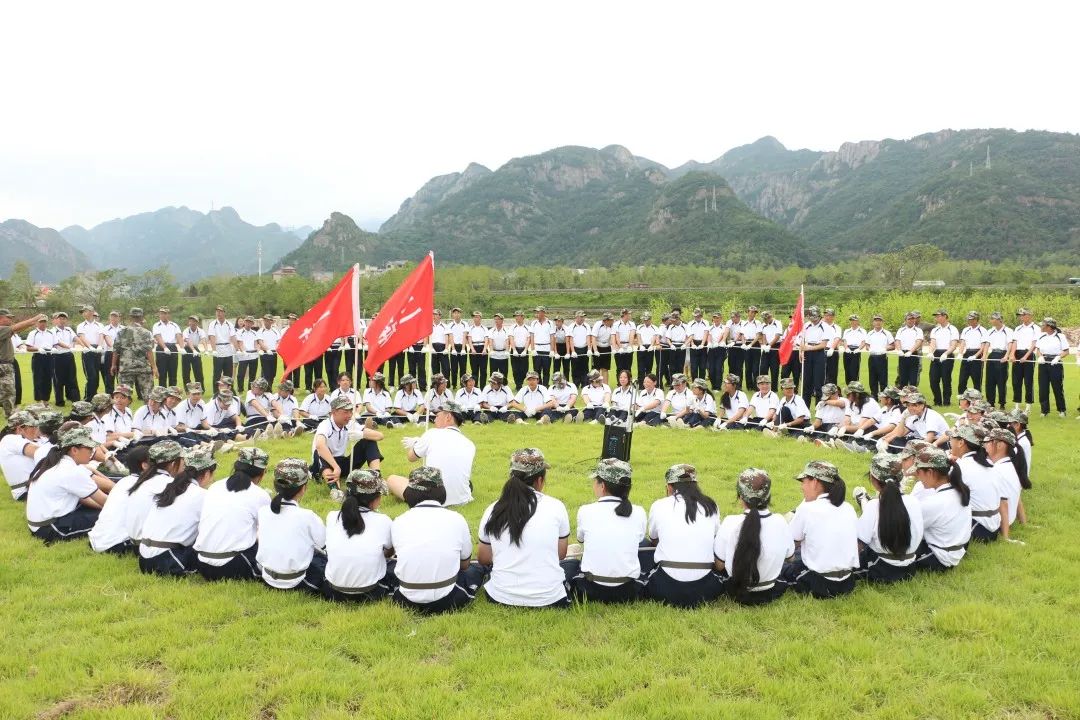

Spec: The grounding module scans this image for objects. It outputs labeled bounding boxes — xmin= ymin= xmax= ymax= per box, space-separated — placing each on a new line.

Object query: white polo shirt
xmin=707 ymin=323 xmax=727 ymax=346
xmin=394 ymin=389 xmax=424 ymax=412
xmin=411 ymin=427 xmax=475 ymax=506
xmin=468 ymin=323 xmax=488 ymax=345
xmin=1 ymin=434 xmax=38 ymax=500
xmin=614 ymin=320 xmax=637 ymax=344
xmin=208 ymin=399 xmax=241 ymax=426
xmin=576 ymin=497 xmax=647 ymax=585
xmin=479 ymin=490 xmax=571 ymax=606
xmin=788 ymin=495 xmax=859 ymax=577
xmin=530 ymin=319 xmax=554 ymax=349
xmin=569 ymin=322 xmax=591 ymax=348
xmin=636 ymin=387 xmax=663 ymax=412
xmin=125 ymin=471 xmax=172 ymax=541
xmin=993 ymin=458 xmax=1022 ymax=526
xmin=77 ymin=320 xmax=105 ymax=348
xmin=865 ymin=328 xmax=894 ymax=354
xmin=138 ymin=483 xmax=206 ymax=558
xmin=958 ymin=454 xmax=1006 ymax=533
xmin=549 ymin=382 xmax=577 ymax=408
xmin=665 ymin=388 xmax=692 ymax=413
xmin=256 ymin=326 xmax=281 ymax=352
xmin=104 ymin=407 xmax=134 ymax=435
xmin=207 ymin=319 xmax=236 ymax=357
xmin=815 ymin=399 xmax=848 ymax=426
xmin=959 ymin=325 xmax=988 ymax=351
xmin=133 ymin=405 xmax=170 ymax=434
xmin=917 ymin=484 xmax=971 ymax=567
xmin=1035 ymin=331 xmax=1069 ymax=357
xmin=689 ymin=391 xmax=717 ymax=417
xmin=429 ymin=322 xmax=449 ymax=345
xmin=748 ymin=391 xmax=779 ymax=420
xmin=514 ymin=386 xmax=551 ymax=414
xmin=841 ymin=327 xmax=867 ymax=349
xmin=324 ymin=509 xmax=393 ymax=591
xmin=487 ymin=327 xmax=510 ymax=358
xmin=481 ymin=386 xmax=511 ymax=409
xmin=637 ymin=323 xmax=659 ymax=347
xmin=905 ymin=407 xmax=949 ymax=439
xmin=359 ymin=389 xmax=390 ymax=416
xmin=26 ymin=328 xmax=56 ymax=352
xmin=986 ymin=326 xmax=1013 ymax=352
xmin=455 ymin=387 xmax=483 ymax=411
xmin=848 ymin=398 xmax=881 ymax=424
xmin=88 ymin=474 xmax=138 ymax=551
xmin=175 ymin=399 xmax=207 ymax=429
xmin=647 ymin=494 xmax=719 ymax=582
xmin=714 ymin=511 xmax=794 ymax=587
xmin=153 ymin=321 xmax=182 ymax=345
xmin=392 ymin=501 xmax=473 ymax=603
xmin=856 ymin=494 xmax=924 ymax=566
xmin=1012 ymin=322 xmax=1038 ymax=354
xmin=895 ymin=325 xmax=922 ymax=352
xmin=329 ymin=387 xmax=360 ymax=407
xmin=26 ymin=457 xmax=100 ymax=530
xmin=195 ymin=479 xmax=272 ymax=564
xmin=256 ymin=502 xmax=326 ymax=588
xmin=183 ymin=326 xmax=207 ymax=351
xmin=313 ymin=418 xmax=352 ymax=457
xmin=51 ymin=327 xmax=76 ymax=353
xmin=929 ymin=323 xmax=959 ymax=351
xmin=611 ymin=386 xmax=635 ymax=411
xmin=779 ymin=394 xmax=811 ymax=421
xmin=581 ymin=384 xmax=610 ymax=408
xmin=273 ymin=394 xmax=298 ymax=421
xmin=510 ymin=323 xmax=531 ymax=350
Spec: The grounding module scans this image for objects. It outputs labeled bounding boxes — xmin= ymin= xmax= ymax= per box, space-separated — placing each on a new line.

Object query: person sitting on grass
xmin=507 ymin=371 xmax=553 ymax=424
xmin=852 ymin=453 xmax=924 ymax=583
xmin=633 ymin=373 xmax=664 ymax=427
xmin=194 ymin=447 xmax=271 ymax=581
xmin=323 ymin=469 xmax=396 ymax=603
xmin=561 ymin=458 xmax=647 ymax=604
xmin=125 ymin=440 xmax=185 ymax=547
xmin=391 ymin=466 xmax=487 ymax=614
xmin=138 ymin=446 xmax=215 ymax=576
xmin=948 ymin=425 xmax=1010 ymax=543
xmin=25 ymin=426 xmax=110 ymax=543
xmin=478 ymin=448 xmax=571 ymax=609
xmin=684 ymin=378 xmax=717 ymax=429
xmin=781 ymin=460 xmax=859 ymax=598
xmin=983 ymin=428 xmax=1026 ymax=529
xmin=1 ymin=410 xmax=42 ymax=502
xmin=714 ymin=468 xmax=794 ymax=606
xmin=87 ymin=445 xmax=151 ymax=555
xmin=310 ymin=396 xmax=384 ymax=503
xmin=390 ymin=375 xmax=426 ymax=426
xmin=642 ymin=463 xmax=723 ymax=608
xmin=911 ymin=447 xmax=972 ymax=572
xmin=256 ymin=458 xmax=327 ymax=594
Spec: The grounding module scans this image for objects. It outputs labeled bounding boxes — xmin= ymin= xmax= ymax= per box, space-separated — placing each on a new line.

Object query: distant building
xmin=272 ymin=266 xmax=298 ymax=283
xmin=312 ymin=271 xmax=334 ymax=283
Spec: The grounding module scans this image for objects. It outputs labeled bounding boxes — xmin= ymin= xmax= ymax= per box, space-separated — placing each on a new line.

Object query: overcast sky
xmin=2 ymin=1 xmax=1077 ymax=232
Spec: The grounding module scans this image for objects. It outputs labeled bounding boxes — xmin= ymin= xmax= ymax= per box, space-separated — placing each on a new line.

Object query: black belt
xmin=327 ymin=580 xmax=381 ymax=595
xmin=657 ymin=560 xmax=714 ymax=570
xmin=879 ymin=551 xmax=915 ymax=562
xmin=817 ymin=568 xmax=854 ymax=579
xmin=397 ymin=574 xmax=457 ymax=590
xmin=472 ymin=343 xmax=485 ymax=348
xmin=264 ymin=567 xmax=307 ymax=581
xmin=1043 ymin=355 xmax=1057 ymax=361
xmin=848 ymin=346 xmax=860 ymax=351
xmin=198 ymin=549 xmax=241 ymax=560
xmin=10 ymin=480 xmax=29 ymax=490
xmin=141 ymin=539 xmax=185 ymax=550
xmin=584 ymin=571 xmax=638 ymax=584
xmin=972 ymin=509 xmax=999 ymax=518
xmin=929 ymin=542 xmax=966 ymax=552
xmin=989 ymin=350 xmax=1006 ymax=356
xmin=669 ymin=342 xmax=683 ymax=348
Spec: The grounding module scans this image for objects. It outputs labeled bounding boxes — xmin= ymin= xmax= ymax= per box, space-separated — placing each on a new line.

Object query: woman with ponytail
xmin=949 ymin=425 xmax=1010 ymax=542
xmin=561 ymin=458 xmax=647 ymax=604
xmin=25 ymin=426 xmax=108 ymax=543
xmin=477 ymin=448 xmax=571 ymax=608
xmin=124 ymin=440 xmax=185 ymax=546
xmin=256 ymin=458 xmax=327 ymax=593
xmin=714 ymin=468 xmax=794 ymax=605
xmin=782 ymin=460 xmax=859 ymax=598
xmin=88 ymin=445 xmax=151 ymax=554
xmin=984 ymin=428 xmax=1027 ymax=529
xmin=912 ymin=446 xmax=973 ymax=571
xmin=643 ymin=463 xmax=723 ymax=607
xmin=138 ymin=446 xmax=215 ymax=575
xmin=852 ymin=454 xmax=924 ymax=583
xmin=323 ymin=469 xmax=395 ymax=603
xmin=194 ymin=447 xmax=271 ymax=581
xmin=1008 ymin=409 xmax=1033 ymax=479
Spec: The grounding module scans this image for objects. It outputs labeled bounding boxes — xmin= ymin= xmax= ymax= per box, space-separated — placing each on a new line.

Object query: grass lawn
xmin=2 ymin=359 xmax=1079 ymax=719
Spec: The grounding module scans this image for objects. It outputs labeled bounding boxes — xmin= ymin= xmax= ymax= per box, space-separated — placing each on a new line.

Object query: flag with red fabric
xmin=778 ymin=285 xmax=804 ymax=366
xmin=363 ymin=253 xmax=435 ymax=376
xmin=278 ymin=264 xmax=361 ymax=380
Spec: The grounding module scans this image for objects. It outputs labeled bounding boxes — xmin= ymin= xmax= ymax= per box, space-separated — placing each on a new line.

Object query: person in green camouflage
xmin=0 ymin=309 xmax=49 ymax=422
xmin=110 ymin=308 xmax=157 ymax=401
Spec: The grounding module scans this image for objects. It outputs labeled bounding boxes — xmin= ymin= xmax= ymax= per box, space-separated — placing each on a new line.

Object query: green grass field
xmin=2 ymin=358 xmax=1079 ymax=719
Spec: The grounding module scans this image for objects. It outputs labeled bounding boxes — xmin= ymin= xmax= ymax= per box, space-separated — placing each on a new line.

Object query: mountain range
xmin=0 ymin=220 xmax=94 ymax=282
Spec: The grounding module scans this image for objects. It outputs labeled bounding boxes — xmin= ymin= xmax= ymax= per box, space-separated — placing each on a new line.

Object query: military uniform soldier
xmin=0 ymin=310 xmax=47 ymax=420
xmin=111 ymin=307 xmax=158 ymax=401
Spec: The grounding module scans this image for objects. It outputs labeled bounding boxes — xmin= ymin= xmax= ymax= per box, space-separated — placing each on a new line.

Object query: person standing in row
xmin=180 ymin=315 xmax=206 ymax=388
xmin=0 ymin=310 xmax=47 ymax=420
xmin=428 ymin=309 xmax=449 ymax=381
xmin=567 ymin=311 xmax=591 ymax=389
xmin=528 ymin=306 xmax=553 ymax=387
xmin=957 ymin=311 xmax=988 ymax=395
xmin=551 ymin=315 xmax=570 ymax=381
xmin=508 ymin=310 xmax=531 ymax=389
xmin=446 ymin=307 xmax=469 ymax=387
xmin=781 ymin=311 xmax=802 ymax=390
xmin=613 ymin=308 xmax=636 ymax=380
xmin=759 ymin=311 xmax=783 ymax=389
xmin=1035 ymin=317 xmax=1069 ymax=418
xmin=743 ymin=306 xmax=764 ymax=392
xmin=1011 ymin=307 xmax=1037 ymax=411
xmin=256 ymin=314 xmax=281 ymax=385
xmin=820 ymin=309 xmax=841 ymax=386
xmin=686 ymin=308 xmax=708 ymax=381
xmin=840 ymin=314 xmax=865 ymax=387
xmin=705 ymin=312 xmax=728 ymax=390
xmin=984 ymin=312 xmax=1013 ymax=409
xmin=863 ymin=314 xmax=893 ymax=397
xmin=894 ymin=312 xmax=923 ymax=388
xmin=25 ymin=315 xmax=55 ymax=403
xmin=486 ymin=313 xmax=509 ymax=384
xmin=800 ymin=306 xmax=828 ymax=407
xmin=234 ymin=316 xmax=259 ymax=392
xmin=152 ymin=307 xmax=182 ymax=388
xmin=111 ymin=308 xmax=157 ymax=401
xmin=927 ymin=309 xmax=959 ymax=407
xmin=207 ymin=306 xmax=236 ymax=384
xmin=635 ymin=312 xmax=659 ymax=385
xmin=323 ymin=334 xmax=344 ymax=386
xmin=49 ymin=312 xmax=79 ymax=407
xmin=591 ymin=312 xmax=616 ymax=386
xmin=467 ymin=311 xmax=489 ymax=388
xmin=101 ymin=311 xmax=122 ymax=396
xmin=76 ymin=305 xmax=108 ymax=401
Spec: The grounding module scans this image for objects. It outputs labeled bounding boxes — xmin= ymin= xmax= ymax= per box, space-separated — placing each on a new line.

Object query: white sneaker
xmin=589 ymin=419 xmax=599 ymax=425
xmin=563 ymin=413 xmax=573 ymax=424
xmin=538 ymin=415 xmax=550 ymax=425
xmin=634 ymin=421 xmax=647 ymax=428
xmin=1060 ymin=412 xmax=1067 ymax=418
xmin=762 ymin=428 xmax=779 ymax=439
xmin=219 ymin=441 xmax=235 ymax=453
xmin=796 ymin=435 xmax=808 ymax=444
xmin=675 ymin=419 xmax=687 ymax=428
xmin=666 ymin=417 xmax=677 ymax=428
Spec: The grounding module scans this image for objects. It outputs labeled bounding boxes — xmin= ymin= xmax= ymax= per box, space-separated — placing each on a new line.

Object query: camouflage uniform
xmin=0 ymin=313 xmax=16 ymax=418
xmin=114 ymin=310 xmax=156 ymax=401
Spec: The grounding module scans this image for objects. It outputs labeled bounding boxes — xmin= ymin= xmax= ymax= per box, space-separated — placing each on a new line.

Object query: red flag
xmin=278 ymin=264 xmax=361 ymax=380
xmin=363 ymin=253 xmax=435 ymax=375
xmin=778 ymin=285 xmax=804 ymax=366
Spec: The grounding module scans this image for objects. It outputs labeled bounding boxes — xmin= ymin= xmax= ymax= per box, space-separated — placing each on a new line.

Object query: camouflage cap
xmin=441 ymin=400 xmax=464 ymax=419
xmin=461 ymin=373 xmax=475 ymax=384
xmin=965 ymin=311 xmax=980 ymax=321
xmin=588 ymin=369 xmax=602 ymax=382
xmin=514 ymin=309 xmax=525 ymax=317
xmin=251 ymin=377 xmax=269 ymax=390
xmin=58 ymin=426 xmax=100 ymax=449
xmin=878 ymin=386 xmax=901 ymax=400
xmin=820 ymin=383 xmax=840 ymax=397
xmin=37 ymin=411 xmax=64 ymax=434
xmin=493 ymin=313 xmax=504 ymax=320
xmin=911 ymin=310 xmax=923 ymax=318
xmin=183 ymin=446 xmax=217 ymax=473
xmin=933 ymin=308 xmax=949 ymax=317
xmin=149 ymin=440 xmax=184 ymax=463
xmin=711 ymin=311 xmax=722 ymax=318
xmin=906 ymin=392 xmax=927 ymax=405
xmin=722 ymin=373 xmax=738 ymax=386
xmin=490 ymin=371 xmax=505 ymax=383
xmin=913 ymin=446 xmax=949 ymax=472
xmin=347 ymin=468 xmax=388 ymax=495
xmin=976 ymin=417 xmax=998 ymax=434
xmin=844 ymin=381 xmax=867 ymax=395
xmin=510 ymin=447 xmax=550 ymax=475
xmin=959 ymin=389 xmax=983 ymax=402
xmin=969 ymin=400 xmax=992 ymax=414
xmin=575 ymin=311 xmax=586 ymax=318
xmin=278 ymin=380 xmax=294 ymax=392
xmin=1009 ymin=409 xmax=1029 ymax=425
xmin=525 ymin=370 xmax=539 ymax=379
xmin=807 ymin=305 xmax=821 ymax=318
xmin=692 ymin=378 xmax=709 ymax=391
xmin=693 ymin=307 xmax=703 ymax=316
xmin=216 ymin=376 xmax=234 ymax=386
xmin=186 ymin=382 xmax=204 ymax=394
xmin=148 ymin=386 xmax=167 ymax=403
xmin=763 ymin=310 xmax=774 ymax=318
xmin=551 ymin=371 xmax=566 ymax=386
xmin=430 ymin=373 xmax=447 ymax=385
xmin=129 ymin=307 xmax=144 ymax=317
xmin=602 ymin=312 xmax=614 ymax=321
xmin=24 ymin=403 xmax=49 ymax=418
xmin=796 ymin=460 xmax=841 ymax=484
xmin=164 ymin=386 xmax=183 ymax=399
xmin=898 ymin=439 xmax=933 ymax=460
xmin=1016 ymin=307 xmax=1032 ymax=316
xmin=869 ymin=453 xmax=903 ymax=484
xmin=736 ymin=468 xmax=771 ymax=504
xmin=370 ymin=372 xmax=385 ymax=383
xmin=407 ymin=465 xmax=444 ymax=490
xmin=988 ymin=410 xmax=1011 ymax=427
xmin=262 ymin=313 xmax=273 ymax=321
xmin=52 ymin=311 xmax=69 ymax=319
xmin=473 ymin=310 xmax=483 ymax=317
xmin=7 ymin=410 xmax=38 ymax=427
xmin=756 ymin=375 xmax=771 ymax=385
xmin=400 ymin=374 xmax=416 ymax=385
xmin=986 ymin=427 xmax=1016 ymax=447
xmin=590 ymin=458 xmax=632 ymax=486
xmin=951 ymin=423 xmax=986 ymax=446
xmin=69 ymin=401 xmax=94 ymax=419
xmin=0 ymin=308 xmax=13 ymax=318
xmin=1041 ymin=316 xmax=1057 ymax=329
xmin=640 ymin=311 xmax=652 ymax=320
xmin=237 ymin=446 xmax=270 ymax=470
xmin=621 ymin=308 xmax=631 ymax=315
xmin=273 ymin=457 xmax=311 ymax=491
xmin=665 ymin=463 xmax=698 ymax=484
xmin=990 ymin=311 xmax=1004 ymax=321
xmin=779 ymin=378 xmax=796 ymax=390
xmin=216 ymin=389 xmax=235 ymax=402
xmin=330 ymin=396 xmax=354 ymax=412
xmin=848 ymin=314 xmax=859 ymax=321
xmin=872 ymin=314 xmax=884 ymax=321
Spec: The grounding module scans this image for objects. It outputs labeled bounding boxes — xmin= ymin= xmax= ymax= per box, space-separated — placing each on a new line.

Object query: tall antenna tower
xmin=985 ymin=144 xmax=991 ymax=170
xmin=257 ymin=239 xmax=263 ymax=278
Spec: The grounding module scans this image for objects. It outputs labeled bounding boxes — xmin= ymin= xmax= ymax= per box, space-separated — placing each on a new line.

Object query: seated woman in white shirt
xmin=843 ymin=386 xmax=903 ymax=452
xmin=194 ymin=446 xmax=271 ymax=581
xmin=390 ymin=466 xmax=485 ymax=614
xmin=542 ymin=371 xmax=579 ymax=424
xmin=715 ymin=374 xmax=749 ymax=430
xmin=781 ymin=460 xmax=859 ymax=598
xmin=911 ymin=446 xmax=973 ymax=571
xmin=949 ymin=425 xmax=1010 ymax=543
xmin=390 ymin=375 xmax=427 ymax=426
xmin=803 ymin=383 xmax=847 ymax=445
xmin=25 ymin=426 xmax=109 ymax=543
xmin=323 ymin=469 xmax=396 ymax=603
xmin=852 ymin=453 xmax=924 ymax=583
xmin=297 ymin=378 xmax=333 ymax=432
xmin=662 ymin=374 xmax=692 ymax=427
xmin=256 ymin=458 xmax=327 ymax=594
xmin=243 ymin=377 xmax=274 ymax=433
xmin=424 ymin=373 xmax=453 ymax=413
xmin=268 ymin=380 xmax=300 ymax=438
xmin=138 ymin=446 xmax=216 ymax=576
xmin=206 ymin=389 xmax=247 ymax=441
xmin=478 ymin=448 xmax=571 ymax=608
xmin=124 ymin=440 xmax=186 ymax=546
xmin=1 ymin=410 xmax=42 ymax=502
xmin=742 ymin=375 xmax=779 ymax=431
xmin=329 ymin=372 xmax=361 ymax=411
xmin=561 ymin=458 xmax=646 ymax=604
xmin=359 ymin=373 xmax=394 ymax=426
xmin=633 ymin=373 xmax=664 ymax=427
xmin=580 ymin=370 xmax=611 ymax=424
xmin=983 ymin=427 xmax=1026 ymax=529
xmin=714 ymin=469 xmax=794 ymax=606
xmin=836 ymin=381 xmax=880 ymax=438
xmin=606 ymin=370 xmax=636 ymax=423
xmin=642 ymin=463 xmax=723 ymax=608
xmin=88 ymin=445 xmax=151 ymax=554
xmin=1008 ymin=410 xmax=1033 ymax=479
xmin=681 ymin=378 xmax=717 ymax=429
xmin=766 ymin=378 xmax=811 ymax=436
xmin=454 ymin=374 xmax=485 ymax=424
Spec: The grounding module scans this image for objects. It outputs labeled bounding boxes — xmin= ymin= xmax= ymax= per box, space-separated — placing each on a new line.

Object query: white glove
xmin=716 ymin=422 xmax=729 ymax=431
xmin=853 ymin=428 xmax=865 ymax=438
xmin=132 ymin=430 xmax=144 ymax=441
xmin=163 ymin=346 xmax=171 ymax=354
xmin=757 ymin=418 xmax=767 ymax=427
xmin=826 ymin=348 xmax=834 ymax=358
xmin=1050 ymin=356 xmax=1061 ymax=365
xmin=587 ymin=349 xmax=595 ymax=357
xmin=166 ymin=426 xmax=178 ymax=436
xmin=802 ymin=425 xmax=814 ymax=435
xmin=206 ymin=428 xmax=218 ymax=437
xmin=876 ymin=439 xmax=889 ymax=453
xmin=776 ymin=423 xmax=788 ymax=431
xmin=1036 ymin=356 xmax=1045 ymax=364
xmin=853 ymin=486 xmax=868 ymax=505
xmin=401 ymin=436 xmax=418 ymax=450
xmin=406 ymin=412 xmax=418 ymax=423
xmin=99 ymin=346 xmax=107 ymax=356
xmin=557 ymin=405 xmax=568 ymax=412
xmin=827 ymin=426 xmax=841 ymax=437
xmin=571 ymin=352 xmax=578 ymax=358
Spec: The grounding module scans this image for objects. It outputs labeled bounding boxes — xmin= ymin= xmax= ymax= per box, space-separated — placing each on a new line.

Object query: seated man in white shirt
xmin=454 ymin=374 xmax=485 ymax=424
xmin=542 ymin=372 xmax=579 ymax=424
xmin=390 ymin=401 xmax=476 ymax=506
xmin=764 ymin=378 xmax=811 ymax=437
xmin=508 ymin=371 xmax=554 ymax=424
xmin=311 ymin=396 xmax=385 ymax=502
xmin=882 ymin=392 xmax=949 ymax=453
xmin=479 ymin=372 xmax=514 ymax=424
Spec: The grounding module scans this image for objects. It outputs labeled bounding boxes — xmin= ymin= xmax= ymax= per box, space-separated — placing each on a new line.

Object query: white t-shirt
xmin=788 ymin=495 xmax=859 ymax=576
xmin=721 ymin=390 xmax=750 ymax=421
xmin=713 ymin=511 xmax=794 ymax=587
xmin=411 ymin=427 xmax=475 ymax=506
xmin=133 ymin=405 xmax=170 ymax=434
xmin=514 ymin=385 xmax=551 ymax=414
xmin=856 ymin=494 xmax=924 ymax=565
xmin=748 ymin=391 xmax=779 ymax=420
xmin=174 ymin=399 xmax=207 ymax=429
xmin=394 ymin=389 xmax=424 ymax=412
xmin=1 ymin=434 xmax=38 ymax=500
xmin=104 ymin=408 xmax=134 ymax=435
xmin=361 ymin=389 xmax=392 ymax=416
xmin=25 ymin=456 xmax=97 ymax=529
xmin=301 ymin=393 xmax=332 ymax=419
xmin=865 ymin=328 xmax=894 ymax=354
xmin=917 ymin=484 xmax=972 ymax=567
xmin=125 ymin=471 xmax=172 ymax=541
xmin=481 ymin=386 xmax=511 ymax=409
xmin=993 ymin=458 xmax=1023 ymax=526
xmin=455 ymin=387 xmax=483 ymax=411
xmin=208 ymin=399 xmax=241 ymax=427
xmin=548 ymin=383 xmax=577 ymax=408
xmin=324 ymin=509 xmax=393 ymax=591
xmin=138 ymin=483 xmax=207 ymax=558
xmin=207 ymin=320 xmax=236 ymax=357
xmin=88 ymin=473 xmax=138 ymax=551
xmin=245 ymin=391 xmax=273 ymax=418
xmin=815 ymin=400 xmax=847 ymax=425
xmin=392 ymin=500 xmax=473 ymax=603
xmin=256 ymin=502 xmax=326 ymax=588
xmin=478 ymin=490 xmax=571 ymax=606
xmin=647 ymin=494 xmax=720 ymax=582
xmin=313 ymin=418 xmax=353 ymax=457
xmin=848 ymin=398 xmax=882 ymax=425
xmin=195 ymin=478 xmax=272 ymax=564
xmin=958 ymin=454 xmax=1006 ymax=533
xmin=577 ymin=497 xmax=647 ymax=585
xmin=581 ymin=384 xmax=610 ymax=408
xmin=905 ymin=407 xmax=949 ymax=439
xmin=779 ymin=394 xmax=811 ymax=422
xmin=665 ymin=388 xmax=692 ymax=414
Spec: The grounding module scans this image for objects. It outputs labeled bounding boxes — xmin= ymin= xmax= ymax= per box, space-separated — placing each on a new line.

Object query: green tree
xmin=9 ymin=261 xmax=37 ymax=309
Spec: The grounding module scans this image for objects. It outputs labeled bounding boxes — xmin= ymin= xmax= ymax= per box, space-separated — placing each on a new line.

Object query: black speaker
xmin=601 ymin=423 xmax=632 ymax=462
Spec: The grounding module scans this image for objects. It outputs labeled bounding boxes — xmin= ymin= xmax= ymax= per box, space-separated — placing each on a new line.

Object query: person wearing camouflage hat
xmin=1006 ymin=410 xmax=1033 ymax=479
xmin=1 ymin=310 xmax=50 ymax=418
xmin=425 ymin=373 xmax=453 ymax=416
xmin=256 ymin=458 xmax=328 ymax=592
xmin=863 ymin=313 xmax=894 ymax=397
xmin=580 ymin=369 xmax=611 ymax=425
xmin=927 ymin=307 xmax=960 ymax=407
xmin=712 ymin=374 xmax=747 ymax=431
xmin=982 ymin=427 xmax=1027 ymax=529
xmin=715 ymin=468 xmax=791 ymax=605
xmin=389 ymin=374 xmax=426 ymax=427
xmin=111 ymin=307 xmax=157 ymax=402
xmin=264 ymin=379 xmax=299 ymax=439
xmin=910 ymin=444 xmax=972 ymax=571
xmin=241 ymin=375 xmax=274 ymax=436
xmin=741 ymin=375 xmax=779 ymax=432
xmin=321 ymin=468 xmax=396 ymax=603
xmin=452 ymin=373 xmax=484 ymax=424
xmin=762 ymin=376 xmax=811 ymax=438
xmin=543 ymin=371 xmax=580 ymax=424
xmin=834 ymin=381 xmax=878 ymax=440
xmin=179 ymin=314 xmax=207 ymax=391
xmin=634 ymin=310 xmax=660 ymax=387
xmin=389 ymin=395 xmax=476 ymax=506
xmin=947 ymin=424 xmax=1012 ymax=543
xmin=25 ymin=425 xmax=110 ymax=543
xmin=151 ymin=307 xmax=182 ymax=389
xmin=783 ymin=460 xmax=859 ymax=598
xmin=313 ymin=391 xmax=385 ymax=503
xmin=1010 ymin=308 xmax=1037 ymax=414
xmin=207 ymin=388 xmax=245 ymax=440
xmin=797 ymin=383 xmax=844 ymax=446
xmin=2 ymin=410 xmax=43 ymax=501
xmin=799 ymin=304 xmax=832 ymax=408
xmin=955 ymin=311 xmax=989 ymax=399
xmin=682 ymin=377 xmax=717 ymax=430
xmin=131 ymin=387 xmax=171 ymax=438
xmin=982 ymin=311 xmax=1012 ymax=409
xmin=506 ymin=371 xmax=551 ymax=425
xmin=190 ymin=445 xmax=269 ymax=581
xmin=231 ymin=315 xmax=260 ymax=394
xmin=507 ymin=309 xmax=532 ymax=388
xmin=849 ymin=453 xmax=922 ymax=583
xmin=612 ymin=308 xmax=637 ymax=382
xmin=357 ymin=374 xmax=393 ymax=427
xmin=69 ymin=400 xmax=94 ymax=421
xmin=1035 ymin=316 xmax=1069 ymax=417
xmin=479 ymin=371 xmax=513 ymax=424
xmin=880 ymin=390 xmax=948 ymax=452
xmin=661 ymin=372 xmax=692 ymax=427
xmin=893 ymin=310 xmax=924 ymax=391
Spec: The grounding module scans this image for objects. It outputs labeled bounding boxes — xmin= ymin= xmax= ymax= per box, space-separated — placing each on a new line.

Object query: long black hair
xmin=874 ymin=479 xmax=912 ymax=556
xmin=27 ymin=446 xmax=65 ymax=484
xmin=270 ymin=484 xmax=304 ymax=514
xmin=824 ymin=477 xmax=847 ymax=507
xmin=957 ymin=439 xmax=995 ymax=468
xmin=671 ymin=481 xmax=717 ymax=523
xmin=340 ymin=488 xmax=381 ymax=537
xmin=156 ymin=463 xmax=215 ymax=507
xmin=483 ymin=469 xmax=543 ymax=546
xmin=727 ymin=495 xmax=768 ymax=598
xmin=226 ymin=461 xmax=265 ymax=492
xmin=402 ymin=482 xmax=447 ymax=507
xmin=129 ymin=457 xmax=182 ymax=496
xmin=121 ymin=446 xmax=151 ymax=478
xmin=601 ymin=480 xmax=632 ymax=518
xmin=1011 ymin=446 xmax=1032 ymax=490
xmin=945 ymin=462 xmax=972 ymax=506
